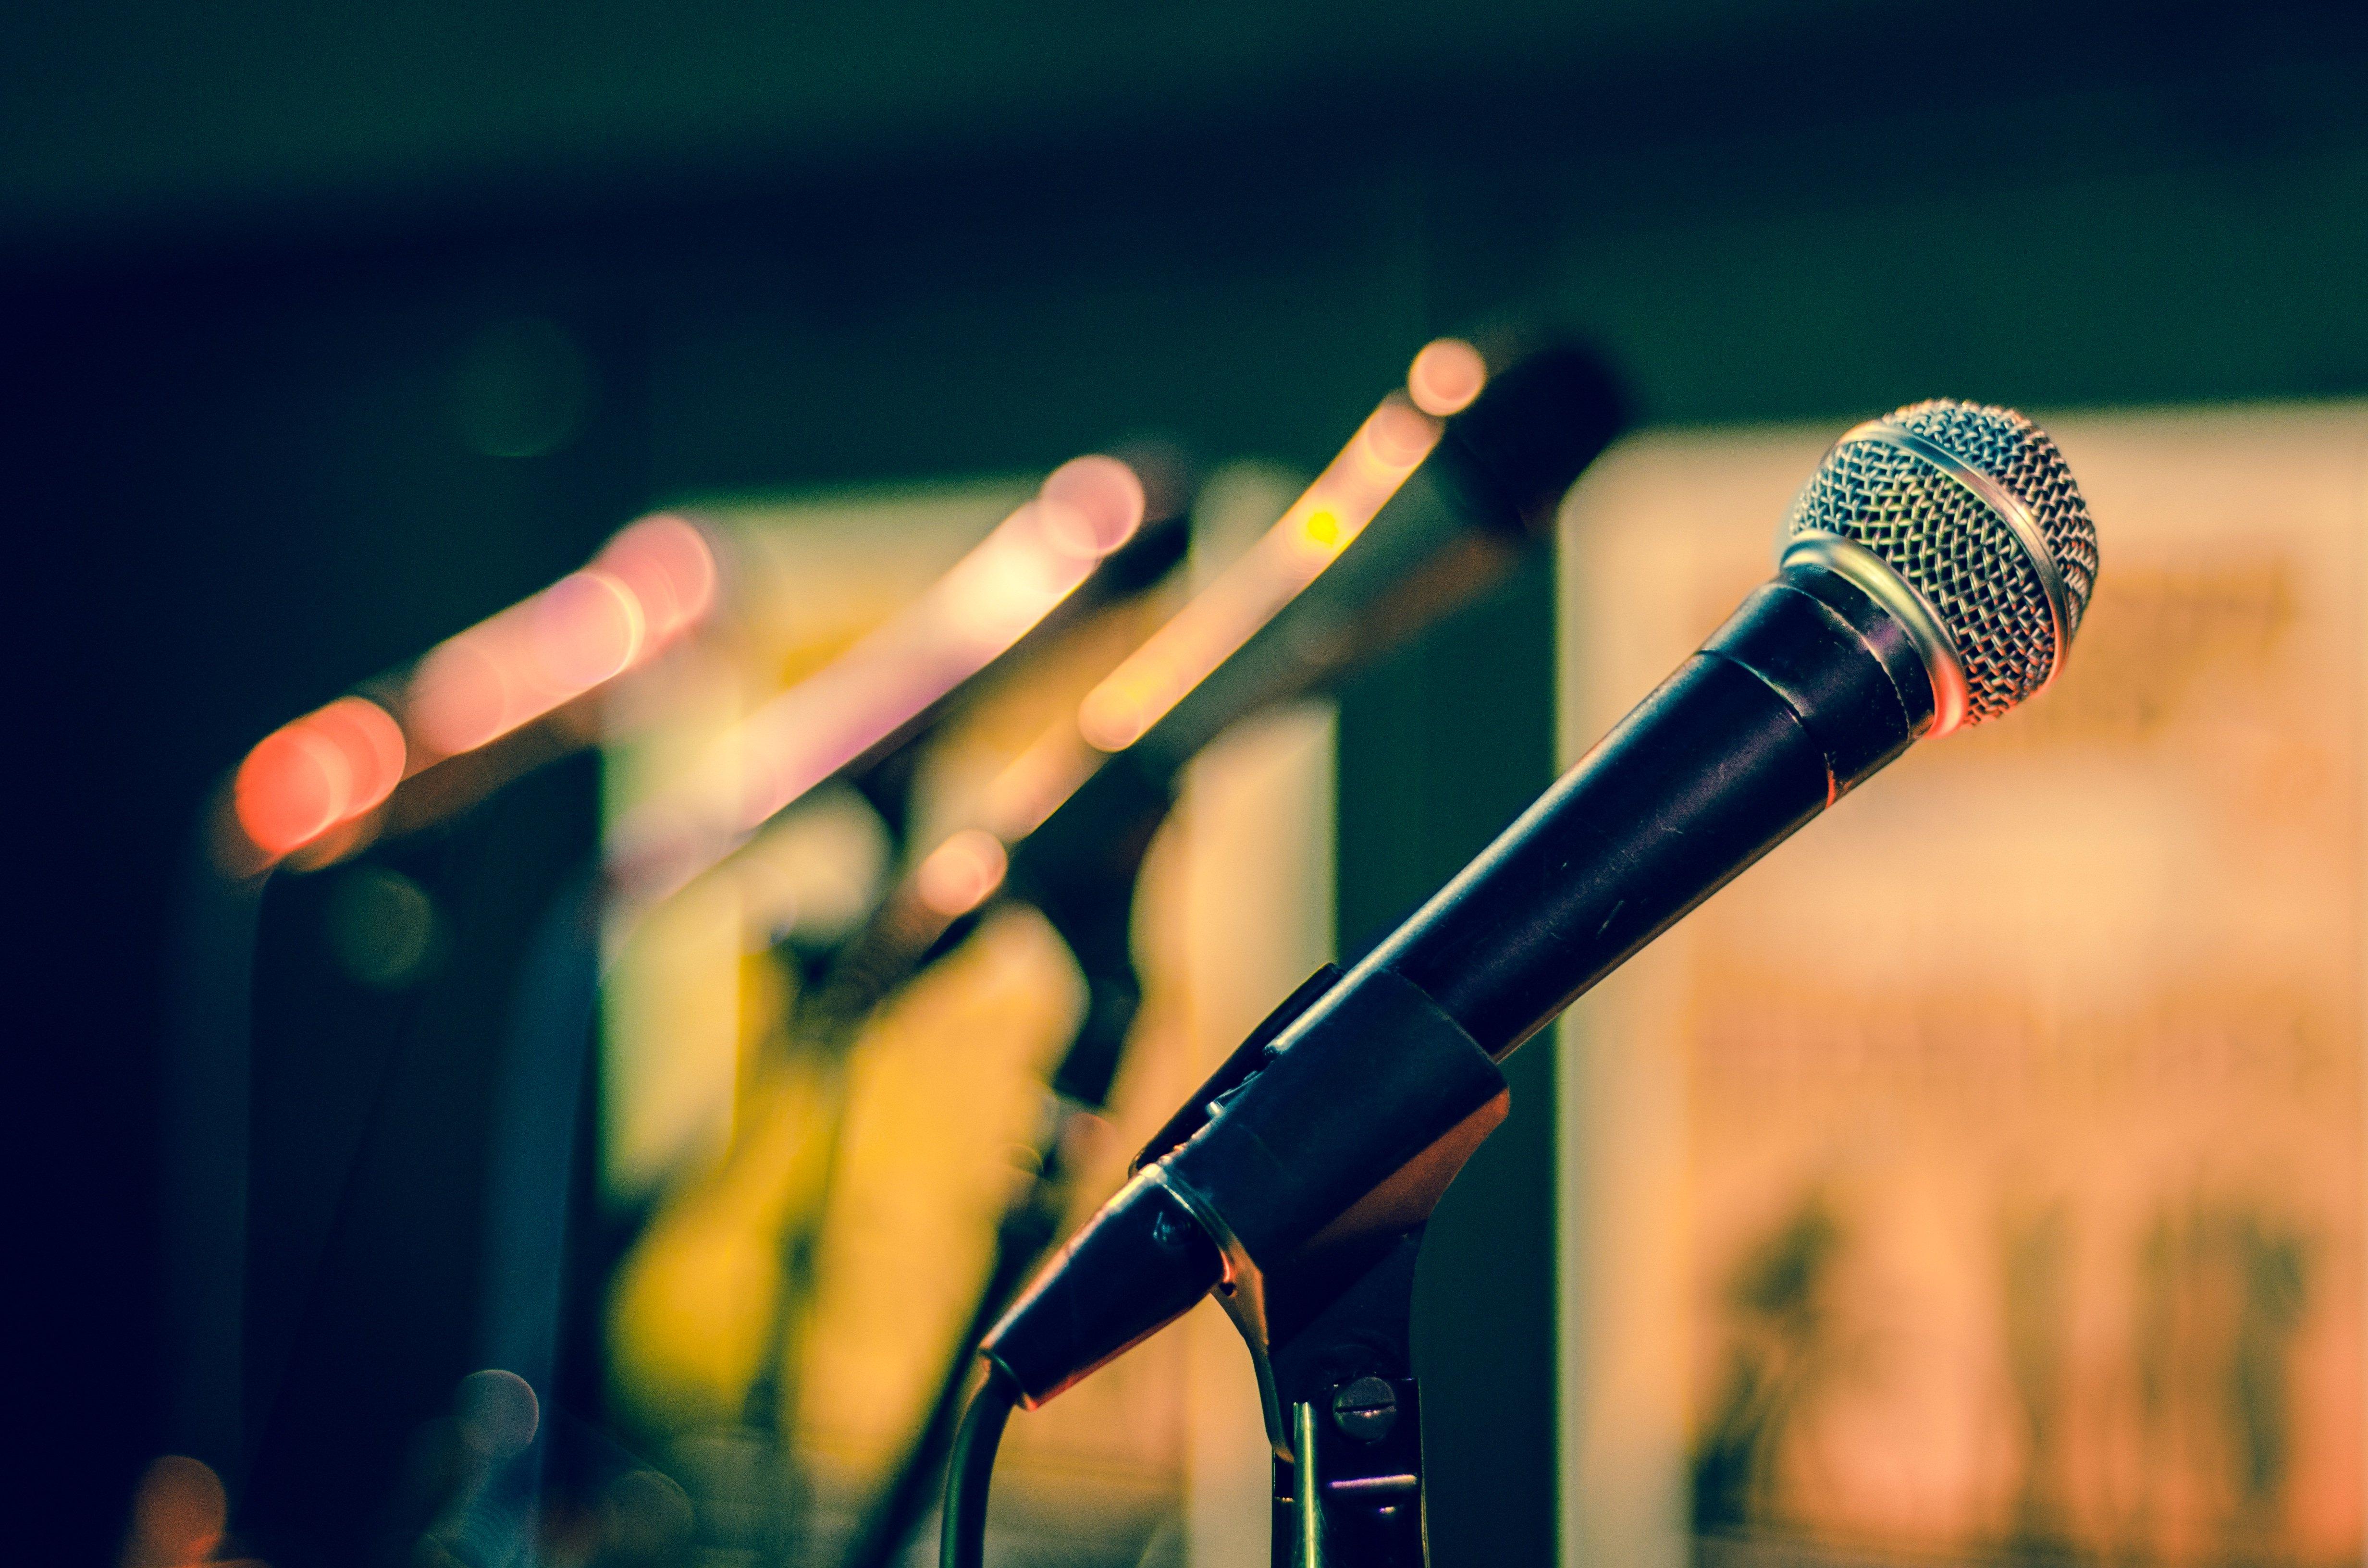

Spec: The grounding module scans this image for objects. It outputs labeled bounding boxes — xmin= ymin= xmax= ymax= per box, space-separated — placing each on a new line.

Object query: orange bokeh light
xmin=234 ymin=695 xmax=406 ymax=859
xmin=121 ymin=1455 xmax=224 ymax=1568
xmin=1406 ymin=336 xmax=1488 ymax=417
xmin=231 ymin=511 xmax=719 ymax=866
xmin=595 ymin=512 xmax=716 ymax=641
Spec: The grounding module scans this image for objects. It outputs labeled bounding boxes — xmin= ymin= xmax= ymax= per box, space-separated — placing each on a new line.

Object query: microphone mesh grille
xmin=1784 ymin=400 xmax=2098 ymax=724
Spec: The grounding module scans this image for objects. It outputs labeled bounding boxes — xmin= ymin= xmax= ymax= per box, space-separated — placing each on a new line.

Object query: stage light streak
xmin=1075 ymin=355 xmax=1466 ymax=753
xmin=230 ymin=511 xmax=717 ymax=865
xmin=857 ymin=347 xmax=1476 ymax=933
xmin=721 ymin=456 xmax=1141 ymax=835
xmin=604 ymin=457 xmax=1145 ymax=913
xmin=407 ymin=511 xmax=715 ymax=759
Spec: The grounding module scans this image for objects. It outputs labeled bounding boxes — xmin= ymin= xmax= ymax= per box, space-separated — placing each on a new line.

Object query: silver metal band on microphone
xmin=1779 ymin=529 xmax=1972 ymax=738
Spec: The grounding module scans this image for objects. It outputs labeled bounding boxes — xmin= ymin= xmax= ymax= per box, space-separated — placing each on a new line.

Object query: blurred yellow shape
xmin=606 ymin=905 xmax=1083 ymax=1457
xmin=793 ymin=905 xmax=1084 ymax=1476
xmin=607 ymin=1046 xmax=849 ymax=1427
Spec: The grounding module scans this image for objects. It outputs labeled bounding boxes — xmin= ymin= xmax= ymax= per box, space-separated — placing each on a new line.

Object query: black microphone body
xmin=961 ymin=401 xmax=2098 ymax=1568
xmin=982 ymin=560 xmax=1939 ymax=1404
xmin=1390 ymin=561 xmax=1935 ymax=1058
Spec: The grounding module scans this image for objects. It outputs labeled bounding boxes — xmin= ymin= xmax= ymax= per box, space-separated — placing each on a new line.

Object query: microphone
xmin=978 ymin=398 xmax=2101 ymax=1406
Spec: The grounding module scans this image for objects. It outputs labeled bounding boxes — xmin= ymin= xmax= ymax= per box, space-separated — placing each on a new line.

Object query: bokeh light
xmin=410 ymin=569 xmax=638 ymax=756
xmin=120 ymin=1455 xmax=224 ymax=1568
xmin=326 ymin=866 xmax=440 ymax=988
xmin=914 ymin=828 xmax=1011 ymax=917
xmin=732 ymin=458 xmax=1141 ymax=831
xmin=606 ymin=457 xmax=1146 ymax=914
xmin=230 ymin=512 xmax=719 ymax=866
xmin=233 ymin=695 xmax=405 ymax=859
xmin=1077 ymin=393 xmax=1440 ymax=752
xmin=529 ymin=570 xmax=644 ymax=692
xmin=454 ymin=1368 xmax=540 ymax=1459
xmin=597 ymin=512 xmax=717 ymax=642
xmin=1035 ymin=454 xmax=1148 ymax=559
xmin=1406 ymin=336 xmax=1488 ymax=417
xmin=406 ymin=511 xmax=716 ymax=760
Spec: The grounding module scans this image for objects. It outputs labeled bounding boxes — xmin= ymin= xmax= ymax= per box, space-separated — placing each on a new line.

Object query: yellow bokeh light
xmin=1076 ymin=394 xmax=1440 ymax=753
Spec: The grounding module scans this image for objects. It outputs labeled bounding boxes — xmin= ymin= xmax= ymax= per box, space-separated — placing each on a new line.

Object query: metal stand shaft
xmin=1235 ymin=1228 xmax=1433 ymax=1568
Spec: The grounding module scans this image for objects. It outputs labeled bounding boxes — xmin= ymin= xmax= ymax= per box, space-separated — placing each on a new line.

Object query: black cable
xmin=939 ymin=1364 xmax=1020 ymax=1568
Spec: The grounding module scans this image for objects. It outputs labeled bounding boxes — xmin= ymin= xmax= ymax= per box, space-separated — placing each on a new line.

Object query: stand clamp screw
xmin=1331 ymin=1377 xmax=1399 ymax=1442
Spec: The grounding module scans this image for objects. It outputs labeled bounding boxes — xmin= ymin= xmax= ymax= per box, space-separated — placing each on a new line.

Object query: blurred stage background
xmin=10 ymin=3 xmax=2368 ymax=1566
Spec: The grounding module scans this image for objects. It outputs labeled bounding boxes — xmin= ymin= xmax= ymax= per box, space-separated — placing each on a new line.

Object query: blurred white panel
xmin=1558 ymin=406 xmax=2368 ymax=1568
xmin=601 ymin=480 xmax=1022 ymax=1202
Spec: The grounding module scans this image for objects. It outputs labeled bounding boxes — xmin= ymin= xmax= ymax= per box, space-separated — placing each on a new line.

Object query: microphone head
xmin=1782 ymin=399 xmax=2099 ymax=733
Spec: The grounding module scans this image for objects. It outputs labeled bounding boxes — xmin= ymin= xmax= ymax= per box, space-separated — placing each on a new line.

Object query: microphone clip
xmin=982 ymin=960 xmax=1508 ymax=1423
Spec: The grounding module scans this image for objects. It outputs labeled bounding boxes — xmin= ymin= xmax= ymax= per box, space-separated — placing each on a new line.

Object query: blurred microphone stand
xmin=542 ymin=454 xmax=1194 ymax=1566
xmin=733 ymin=495 xmax=1194 ymax=1565
xmin=154 ymin=512 xmax=719 ymax=1529
xmin=821 ymin=738 xmax=1163 ymax=1568
xmin=159 ymin=809 xmax=267 ymax=1496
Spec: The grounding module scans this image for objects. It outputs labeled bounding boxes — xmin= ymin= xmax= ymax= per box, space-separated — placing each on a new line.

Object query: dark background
xmin=10 ymin=1 xmax=2368 ymax=1562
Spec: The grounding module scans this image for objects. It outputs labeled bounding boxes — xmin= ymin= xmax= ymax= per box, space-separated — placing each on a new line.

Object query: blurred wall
xmin=1556 ymin=407 xmax=2368 ymax=1568
xmin=9 ymin=2 xmax=2368 ymax=1562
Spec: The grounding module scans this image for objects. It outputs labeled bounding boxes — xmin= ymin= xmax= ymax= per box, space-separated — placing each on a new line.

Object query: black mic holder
xmin=1173 ymin=968 xmax=1479 ymax=1568
xmin=1187 ymin=973 xmax=1502 ymax=1568
xmin=982 ymin=964 xmax=1512 ymax=1566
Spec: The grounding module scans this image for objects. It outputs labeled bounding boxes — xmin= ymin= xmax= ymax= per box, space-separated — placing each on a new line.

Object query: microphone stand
xmin=1258 ymin=1229 xmax=1431 ymax=1568
xmin=840 ymin=974 xmax=1446 ymax=1568
xmin=1085 ymin=955 xmax=1509 ymax=1568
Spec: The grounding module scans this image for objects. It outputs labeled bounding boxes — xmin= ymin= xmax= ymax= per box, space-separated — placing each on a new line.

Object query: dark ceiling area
xmin=9 ymin=2 xmax=2367 ymax=1562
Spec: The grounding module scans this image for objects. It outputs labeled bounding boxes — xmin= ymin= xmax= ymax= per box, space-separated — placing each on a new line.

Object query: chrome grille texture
xmin=1784 ymin=400 xmax=2098 ymax=724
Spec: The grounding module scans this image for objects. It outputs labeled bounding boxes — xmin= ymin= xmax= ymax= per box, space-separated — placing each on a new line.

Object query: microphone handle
xmin=981 ymin=561 xmax=1939 ymax=1405
xmin=1382 ymin=559 xmax=1936 ymax=1059
xmin=1163 ymin=561 xmax=1938 ymax=1251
